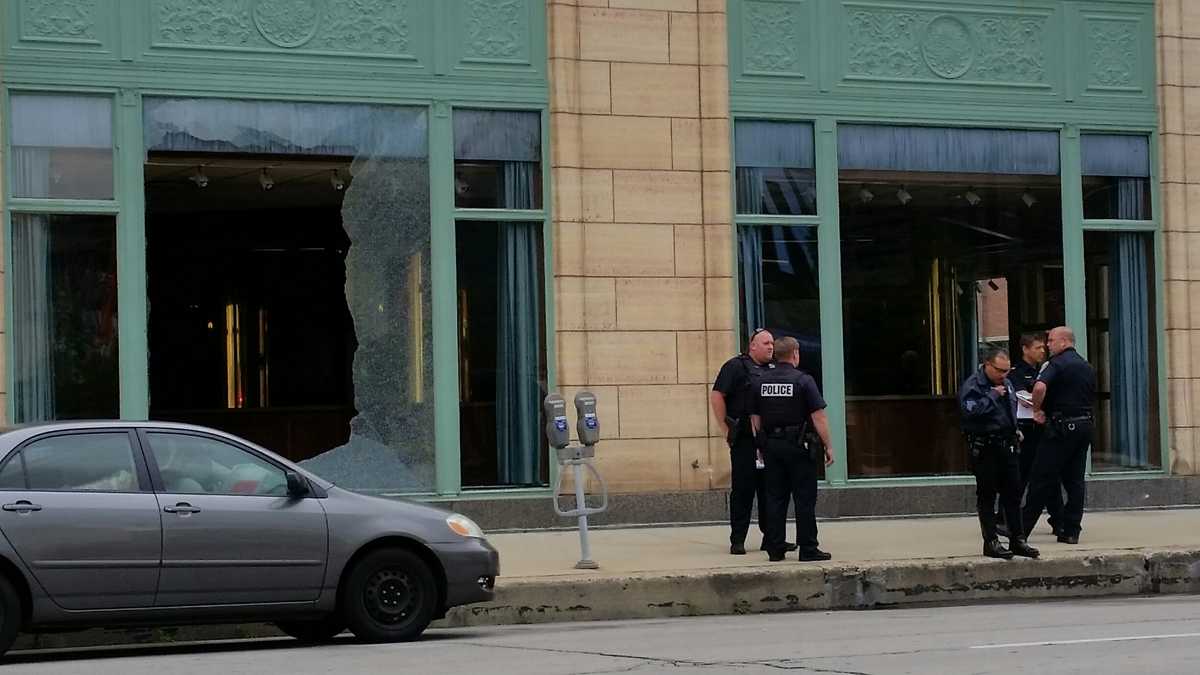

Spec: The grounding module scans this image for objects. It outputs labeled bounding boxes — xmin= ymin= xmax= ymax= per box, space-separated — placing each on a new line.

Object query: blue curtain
xmin=495 ymin=162 xmax=542 ymax=485
xmin=737 ymin=226 xmax=765 ymax=346
xmin=837 ymin=125 xmax=1060 ymax=175
xmin=1109 ymin=188 xmax=1151 ymax=467
xmin=11 ymin=214 xmax=55 ymax=423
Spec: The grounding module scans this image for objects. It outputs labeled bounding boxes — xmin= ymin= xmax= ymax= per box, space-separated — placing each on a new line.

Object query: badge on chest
xmin=760 ymin=383 xmax=794 ymax=397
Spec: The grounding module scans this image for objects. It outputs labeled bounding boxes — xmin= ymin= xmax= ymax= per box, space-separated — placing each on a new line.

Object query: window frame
xmin=0 ymin=428 xmax=151 ymax=493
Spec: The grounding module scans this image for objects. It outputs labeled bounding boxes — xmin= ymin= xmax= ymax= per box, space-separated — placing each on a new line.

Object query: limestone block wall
xmin=549 ymin=0 xmax=735 ymax=492
xmin=1159 ymin=0 xmax=1199 ymax=475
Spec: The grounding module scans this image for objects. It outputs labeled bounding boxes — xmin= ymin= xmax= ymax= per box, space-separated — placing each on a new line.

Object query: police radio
xmin=574 ymin=391 xmax=600 ymax=446
xmin=543 ymin=394 xmax=571 ymax=449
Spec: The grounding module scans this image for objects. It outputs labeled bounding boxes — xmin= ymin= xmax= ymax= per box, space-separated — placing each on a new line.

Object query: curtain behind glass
xmin=11 ymin=94 xmax=113 ymax=199
xmin=838 ymin=125 xmax=1060 ymax=175
xmin=495 ymin=162 xmax=542 ymax=485
xmin=1109 ymin=233 xmax=1151 ymax=468
xmin=455 ymin=110 xmax=541 ymax=162
xmin=11 ymin=215 xmax=55 ymax=422
xmin=738 ymin=226 xmax=765 ymax=345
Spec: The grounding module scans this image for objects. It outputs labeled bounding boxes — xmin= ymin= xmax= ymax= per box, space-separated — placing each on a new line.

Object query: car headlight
xmin=446 ymin=513 xmax=485 ymax=539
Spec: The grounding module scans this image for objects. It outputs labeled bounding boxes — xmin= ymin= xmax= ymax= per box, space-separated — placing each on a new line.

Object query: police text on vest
xmin=760 ymin=383 xmax=794 ymax=397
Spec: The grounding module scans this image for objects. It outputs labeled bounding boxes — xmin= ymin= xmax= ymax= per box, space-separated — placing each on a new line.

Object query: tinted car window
xmin=147 ymin=433 xmax=287 ymax=496
xmin=0 ymin=455 xmax=24 ymax=489
xmin=22 ymin=433 xmax=139 ymax=492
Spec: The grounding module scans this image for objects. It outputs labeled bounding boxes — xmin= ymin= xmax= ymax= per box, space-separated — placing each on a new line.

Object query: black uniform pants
xmin=1018 ymin=421 xmax=1062 ymax=530
xmin=729 ymin=435 xmax=767 ymax=546
xmin=1023 ymin=420 xmax=1092 ymax=538
xmin=762 ymin=441 xmax=818 ymax=555
xmin=971 ymin=437 xmax=1023 ymax=543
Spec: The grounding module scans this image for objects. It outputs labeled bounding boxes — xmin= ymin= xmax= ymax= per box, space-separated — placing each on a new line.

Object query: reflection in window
xmin=1085 ymin=231 xmax=1161 ymax=471
xmin=837 ymin=125 xmax=1064 ymax=478
xmin=738 ymin=225 xmax=822 ymax=385
xmin=454 ymin=110 xmax=547 ymax=487
xmin=735 ymin=121 xmax=816 ymax=215
xmin=454 ymin=110 xmax=542 ymax=209
xmin=1082 ymin=134 xmax=1152 ymax=221
xmin=147 ymin=433 xmax=287 ymax=496
xmin=22 ymin=433 xmax=138 ymax=492
xmin=11 ymin=214 xmax=119 ymax=423
xmin=142 ymin=97 xmax=434 ymax=492
xmin=10 ymin=94 xmax=113 ymax=200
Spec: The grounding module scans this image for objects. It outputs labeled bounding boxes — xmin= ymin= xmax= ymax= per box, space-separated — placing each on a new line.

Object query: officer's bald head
xmin=774 ymin=336 xmax=800 ymax=366
xmin=748 ymin=329 xmax=774 ymax=365
xmin=1047 ymin=326 xmax=1076 ymax=356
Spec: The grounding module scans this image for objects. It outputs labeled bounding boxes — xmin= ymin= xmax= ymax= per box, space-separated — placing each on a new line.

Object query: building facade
xmin=1 ymin=0 xmax=1194 ymax=524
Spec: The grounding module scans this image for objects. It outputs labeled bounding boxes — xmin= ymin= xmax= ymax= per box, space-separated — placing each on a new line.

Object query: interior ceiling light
xmin=1021 ymin=190 xmax=1037 ymax=208
xmin=330 ymin=169 xmax=346 ymax=191
xmin=858 ymin=186 xmax=874 ymax=203
xmin=189 ymin=166 xmax=209 ymax=189
xmin=896 ymin=186 xmax=912 ymax=205
xmin=964 ymin=188 xmax=981 ymax=207
xmin=259 ymin=168 xmax=275 ymax=191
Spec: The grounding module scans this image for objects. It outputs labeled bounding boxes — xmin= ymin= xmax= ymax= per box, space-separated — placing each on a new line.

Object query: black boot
xmin=983 ymin=539 xmax=1014 ymax=560
xmin=1009 ymin=538 xmax=1040 ymax=559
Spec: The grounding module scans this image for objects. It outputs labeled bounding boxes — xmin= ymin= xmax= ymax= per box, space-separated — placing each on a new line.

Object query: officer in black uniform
xmin=959 ymin=348 xmax=1040 ymax=560
xmin=1022 ymin=326 xmax=1097 ymax=545
xmin=711 ymin=329 xmax=791 ymax=555
xmin=1003 ymin=332 xmax=1062 ymax=536
xmin=749 ymin=336 xmax=833 ymax=562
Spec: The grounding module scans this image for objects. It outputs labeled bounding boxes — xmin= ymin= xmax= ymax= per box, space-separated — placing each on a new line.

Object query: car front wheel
xmin=343 ymin=548 xmax=437 ymax=643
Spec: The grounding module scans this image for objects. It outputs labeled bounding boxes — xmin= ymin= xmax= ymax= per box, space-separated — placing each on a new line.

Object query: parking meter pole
xmin=573 ymin=461 xmax=597 ymax=569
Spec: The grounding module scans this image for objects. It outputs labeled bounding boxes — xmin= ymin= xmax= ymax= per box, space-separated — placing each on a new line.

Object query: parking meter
xmin=574 ymin=391 xmax=600 ymax=446
xmin=544 ymin=394 xmax=571 ymax=449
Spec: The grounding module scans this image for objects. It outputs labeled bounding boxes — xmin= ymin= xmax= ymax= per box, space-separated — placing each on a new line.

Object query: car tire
xmin=0 ymin=575 xmax=22 ymax=658
xmin=343 ymin=548 xmax=437 ymax=643
xmin=276 ymin=615 xmax=345 ymax=644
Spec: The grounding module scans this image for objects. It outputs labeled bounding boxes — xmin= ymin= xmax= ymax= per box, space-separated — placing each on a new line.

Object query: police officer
xmin=749 ymin=336 xmax=833 ymax=562
xmin=1003 ymin=332 xmax=1063 ymax=537
xmin=959 ymin=348 xmax=1040 ymax=560
xmin=711 ymin=329 xmax=790 ymax=555
xmin=1022 ymin=326 xmax=1097 ymax=545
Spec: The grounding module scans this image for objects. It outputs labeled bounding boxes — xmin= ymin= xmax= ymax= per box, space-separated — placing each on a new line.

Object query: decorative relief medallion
xmin=846 ymin=6 xmax=1047 ymax=85
xmin=921 ymin=15 xmax=973 ymax=79
xmin=1088 ymin=19 xmax=1137 ymax=88
xmin=21 ymin=0 xmax=99 ymax=41
xmin=464 ymin=0 xmax=524 ymax=60
xmin=743 ymin=1 xmax=803 ymax=75
xmin=253 ymin=0 xmax=321 ymax=48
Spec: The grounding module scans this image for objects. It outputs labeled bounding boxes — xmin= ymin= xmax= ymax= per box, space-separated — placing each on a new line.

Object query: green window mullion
xmin=735 ymin=214 xmax=821 ymax=227
xmin=431 ymin=102 xmax=462 ymax=496
xmin=5 ymin=199 xmax=119 ymax=214
xmin=1061 ymin=127 xmax=1087 ymax=353
xmin=815 ymin=118 xmax=848 ymax=485
xmin=115 ymin=91 xmax=148 ymax=420
xmin=1079 ymin=220 xmax=1158 ymax=231
xmin=452 ymin=208 xmax=547 ymax=221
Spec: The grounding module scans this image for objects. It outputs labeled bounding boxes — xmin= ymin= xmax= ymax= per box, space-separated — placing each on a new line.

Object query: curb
xmin=13 ymin=548 xmax=1200 ymax=652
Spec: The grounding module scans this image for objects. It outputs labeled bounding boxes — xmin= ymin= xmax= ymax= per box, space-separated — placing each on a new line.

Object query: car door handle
xmin=2 ymin=500 xmax=42 ymax=513
xmin=163 ymin=503 xmax=201 ymax=514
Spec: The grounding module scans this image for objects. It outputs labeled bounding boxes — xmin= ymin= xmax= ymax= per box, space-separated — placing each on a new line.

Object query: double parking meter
xmin=547 ymin=391 xmax=608 ymax=569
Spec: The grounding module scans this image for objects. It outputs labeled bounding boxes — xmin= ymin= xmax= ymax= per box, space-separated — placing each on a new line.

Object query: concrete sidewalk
xmin=441 ymin=508 xmax=1200 ymax=627
xmin=15 ymin=509 xmax=1200 ymax=651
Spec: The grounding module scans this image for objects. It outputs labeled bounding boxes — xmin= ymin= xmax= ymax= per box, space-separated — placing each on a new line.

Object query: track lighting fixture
xmin=858 ymin=185 xmax=874 ymax=204
xmin=964 ymin=188 xmax=981 ymax=207
xmin=330 ymin=169 xmax=345 ymax=191
xmin=189 ymin=166 xmax=209 ymax=188
xmin=259 ymin=168 xmax=275 ymax=191
xmin=896 ymin=186 xmax=912 ymax=205
xmin=1021 ymin=190 xmax=1037 ymax=208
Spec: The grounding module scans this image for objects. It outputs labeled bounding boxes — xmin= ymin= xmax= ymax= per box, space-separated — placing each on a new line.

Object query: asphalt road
xmin=7 ymin=595 xmax=1200 ymax=674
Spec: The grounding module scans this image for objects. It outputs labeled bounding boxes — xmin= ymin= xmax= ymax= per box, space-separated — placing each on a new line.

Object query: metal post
xmin=573 ymin=462 xmax=597 ymax=569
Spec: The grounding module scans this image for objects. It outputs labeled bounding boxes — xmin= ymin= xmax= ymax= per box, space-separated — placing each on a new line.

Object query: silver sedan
xmin=0 ymin=421 xmax=498 ymax=656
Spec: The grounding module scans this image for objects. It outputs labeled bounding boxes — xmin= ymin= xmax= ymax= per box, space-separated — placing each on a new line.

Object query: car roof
xmin=0 ymin=420 xmax=335 ymax=489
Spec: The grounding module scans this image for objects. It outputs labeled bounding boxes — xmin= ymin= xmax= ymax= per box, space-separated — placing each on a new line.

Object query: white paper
xmin=1015 ymin=390 xmax=1034 ymax=420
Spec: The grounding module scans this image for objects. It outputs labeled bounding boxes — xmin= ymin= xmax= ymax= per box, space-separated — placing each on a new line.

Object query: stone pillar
xmin=548 ymin=0 xmax=734 ymax=492
xmin=1159 ymin=0 xmax=1199 ymax=475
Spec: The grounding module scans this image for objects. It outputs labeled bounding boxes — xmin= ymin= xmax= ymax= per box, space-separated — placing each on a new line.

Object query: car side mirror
xmin=285 ymin=471 xmax=309 ymax=498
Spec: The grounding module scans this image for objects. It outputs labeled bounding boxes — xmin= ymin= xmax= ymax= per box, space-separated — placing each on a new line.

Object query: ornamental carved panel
xmin=462 ymin=0 xmax=526 ymax=61
xmin=742 ymin=0 xmax=806 ymax=77
xmin=153 ymin=0 xmax=413 ymax=58
xmin=20 ymin=0 xmax=99 ymax=42
xmin=1087 ymin=19 xmax=1138 ymax=89
xmin=845 ymin=5 xmax=1048 ymax=85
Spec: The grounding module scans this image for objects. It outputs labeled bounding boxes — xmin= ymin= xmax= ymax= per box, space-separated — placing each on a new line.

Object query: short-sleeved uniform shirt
xmin=749 ymin=362 xmax=827 ymax=431
xmin=712 ymin=354 xmax=771 ymax=420
xmin=1036 ymin=347 xmax=1097 ymax=416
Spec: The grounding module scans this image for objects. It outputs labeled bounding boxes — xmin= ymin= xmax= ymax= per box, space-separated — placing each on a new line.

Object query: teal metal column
xmin=116 ymin=89 xmax=149 ymax=420
xmin=815 ymin=118 xmax=848 ymax=484
xmin=1060 ymin=126 xmax=1087 ymax=352
xmin=431 ymin=101 xmax=462 ymax=496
